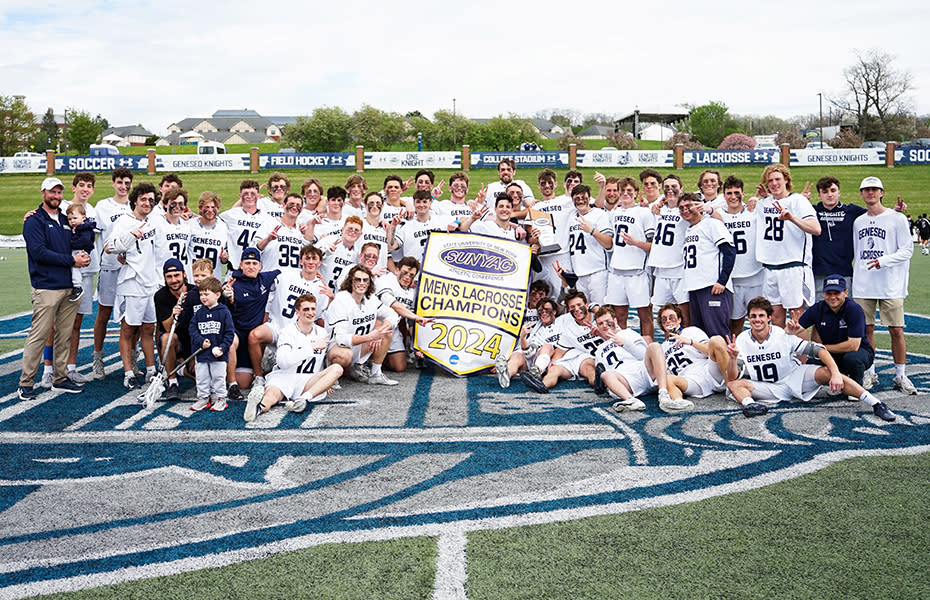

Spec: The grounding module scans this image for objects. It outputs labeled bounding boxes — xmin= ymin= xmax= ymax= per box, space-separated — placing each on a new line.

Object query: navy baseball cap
xmin=163 ymin=258 xmax=185 ymax=274
xmin=240 ymin=247 xmax=261 ymax=262
xmin=823 ymin=274 xmax=847 ymax=293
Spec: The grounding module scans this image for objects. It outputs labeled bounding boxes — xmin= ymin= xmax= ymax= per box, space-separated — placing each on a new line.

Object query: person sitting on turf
xmin=495 ymin=296 xmax=560 ymax=392
xmin=244 ymin=293 xmax=343 ymax=422
xmin=537 ymin=291 xmax=604 ymax=391
xmin=724 ymin=296 xmax=896 ymax=421
xmin=591 ymin=306 xmax=692 ymax=414
xmin=656 ymin=303 xmax=730 ymax=400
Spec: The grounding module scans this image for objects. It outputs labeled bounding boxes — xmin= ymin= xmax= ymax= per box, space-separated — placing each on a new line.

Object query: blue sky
xmin=2 ymin=0 xmax=927 ymax=135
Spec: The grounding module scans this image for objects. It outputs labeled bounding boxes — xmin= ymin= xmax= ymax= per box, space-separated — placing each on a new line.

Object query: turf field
xmin=2 ymin=165 xmax=930 ymax=599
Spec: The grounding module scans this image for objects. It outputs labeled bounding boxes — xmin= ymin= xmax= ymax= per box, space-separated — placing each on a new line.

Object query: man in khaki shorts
xmin=852 ymin=176 xmax=916 ymax=394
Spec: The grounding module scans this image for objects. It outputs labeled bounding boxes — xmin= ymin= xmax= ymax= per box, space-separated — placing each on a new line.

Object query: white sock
xmin=43 ymin=365 xmax=53 ymax=376
xmin=370 ymin=363 xmax=383 ymax=376
xmin=534 ymin=354 xmax=551 ymax=372
xmin=859 ymin=391 xmax=879 ymax=407
xmin=895 ymin=364 xmax=906 ymax=377
xmin=67 ymin=363 xmax=76 ymax=372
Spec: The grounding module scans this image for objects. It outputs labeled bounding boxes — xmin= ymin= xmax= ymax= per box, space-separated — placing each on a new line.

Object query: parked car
xmin=13 ymin=151 xmax=43 ymax=158
xmin=805 ymin=141 xmax=832 ymax=149
xmin=89 ymin=144 xmax=120 ymax=157
xmin=197 ymin=141 xmax=226 ymax=155
xmin=899 ymin=138 xmax=930 ymax=148
xmin=861 ymin=141 xmax=886 ymax=149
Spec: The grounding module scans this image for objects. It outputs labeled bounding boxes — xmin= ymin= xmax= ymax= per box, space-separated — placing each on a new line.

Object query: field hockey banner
xmin=576 ymin=149 xmax=674 ymax=168
xmin=414 ymin=232 xmax=532 ymax=376
xmin=260 ymin=152 xmax=355 ymax=169
xmin=364 ymin=152 xmax=461 ymax=169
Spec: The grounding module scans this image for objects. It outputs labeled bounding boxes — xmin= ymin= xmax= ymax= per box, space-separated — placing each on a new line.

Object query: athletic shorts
xmin=606 ymin=270 xmax=651 ymax=308
xmin=551 ymin=348 xmax=593 ymax=380
xmin=651 ymin=275 xmax=688 ymax=306
xmin=266 ymin=371 xmax=316 ymax=400
xmin=681 ymin=362 xmax=725 ymax=398
xmin=114 ymin=294 xmax=156 ymax=327
xmin=607 ymin=361 xmax=656 ymax=399
xmin=854 ymin=297 xmax=905 ymax=328
xmin=762 ymin=265 xmax=814 ymax=310
xmin=575 ymin=270 xmax=608 ymax=306
xmin=731 ymin=275 xmax=764 ymax=320
xmin=389 ymin=323 xmax=409 ymax=354
xmin=96 ymin=268 xmax=120 ymax=307
xmin=748 ymin=364 xmax=821 ymax=405
xmin=76 ymin=272 xmax=95 ymax=315
xmin=235 ymin=328 xmax=253 ymax=373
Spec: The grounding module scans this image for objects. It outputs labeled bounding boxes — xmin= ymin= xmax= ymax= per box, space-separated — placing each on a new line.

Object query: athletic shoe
xmin=92 ymin=354 xmax=106 ymax=380
xmin=68 ymin=369 xmax=90 ymax=384
xmin=518 ymin=370 xmax=549 ymax=394
xmin=923 ymin=247 xmax=929 ymax=255
xmin=227 ymin=382 xmax=243 ymax=402
xmin=39 ymin=371 xmax=53 ymax=389
xmin=863 ymin=372 xmax=878 ymax=390
xmin=145 ymin=370 xmax=158 ymax=383
xmin=330 ymin=380 xmax=342 ymax=390
xmin=52 ymin=379 xmax=84 ymax=394
xmin=69 ymin=287 xmax=83 ymax=302
xmin=244 ymin=395 xmax=262 ymax=422
xmin=872 ymin=401 xmax=897 ymax=422
xmin=592 ymin=364 xmax=607 ymax=396
xmin=527 ymin=365 xmax=543 ymax=380
xmin=164 ymin=382 xmax=181 ymax=401
xmin=123 ymin=373 xmax=140 ymax=390
xmin=261 ymin=346 xmax=276 ymax=375
xmin=742 ymin=402 xmax=769 ymax=418
xmin=612 ymin=397 xmax=646 ymax=412
xmin=284 ymin=398 xmax=307 ymax=413
xmin=893 ymin=375 xmax=918 ymax=395
xmin=658 ymin=390 xmax=693 ymax=414
xmin=17 ymin=386 xmax=37 ymax=400
xmin=210 ymin=398 xmax=227 ymax=412
xmin=495 ymin=352 xmax=511 ymax=388
xmin=190 ymin=398 xmax=211 ymax=411
xmin=368 ymin=372 xmax=399 ymax=386
xmin=349 ymin=364 xmax=369 ymax=383
xmin=247 ymin=381 xmax=265 ymax=407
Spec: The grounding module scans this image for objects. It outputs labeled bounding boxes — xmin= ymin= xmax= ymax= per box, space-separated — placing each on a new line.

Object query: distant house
xmin=577 ymin=124 xmax=614 ymax=139
xmin=101 ymin=125 xmax=152 ymax=146
xmin=164 ymin=109 xmax=287 ymax=146
xmin=529 ymin=118 xmax=568 ymax=140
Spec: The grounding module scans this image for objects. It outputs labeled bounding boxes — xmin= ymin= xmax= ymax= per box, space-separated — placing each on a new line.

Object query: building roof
xmin=212 ymin=109 xmax=262 ymax=118
xmin=103 ymin=125 xmax=152 ymax=138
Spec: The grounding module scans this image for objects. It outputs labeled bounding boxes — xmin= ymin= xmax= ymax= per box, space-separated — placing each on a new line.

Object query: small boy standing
xmin=188 ymin=277 xmax=235 ymax=411
xmin=66 ymin=203 xmax=96 ymax=301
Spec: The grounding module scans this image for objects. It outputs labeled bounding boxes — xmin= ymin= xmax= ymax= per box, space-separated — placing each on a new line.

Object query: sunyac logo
xmin=439 ymin=246 xmax=517 ymax=275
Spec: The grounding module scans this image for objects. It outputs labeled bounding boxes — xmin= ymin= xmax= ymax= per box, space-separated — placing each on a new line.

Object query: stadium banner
xmin=894 ymin=147 xmax=930 ymax=164
xmin=683 ymin=149 xmax=779 ymax=166
xmin=471 ymin=151 xmax=568 ymax=169
xmin=0 ymin=155 xmax=46 ymax=174
xmin=155 ymin=153 xmax=251 ymax=171
xmin=53 ymin=155 xmax=147 ymax=173
xmin=415 ymin=232 xmax=532 ymax=376
xmin=576 ymin=149 xmax=674 ymax=168
xmin=364 ymin=152 xmax=460 ymax=169
xmin=260 ymin=152 xmax=355 ymax=169
xmin=789 ymin=148 xmax=883 ymax=166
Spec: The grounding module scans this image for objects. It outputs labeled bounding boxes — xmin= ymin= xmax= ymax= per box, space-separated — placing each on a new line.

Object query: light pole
xmin=818 ymin=92 xmax=824 ymax=149
xmin=452 ymin=98 xmax=457 ymax=149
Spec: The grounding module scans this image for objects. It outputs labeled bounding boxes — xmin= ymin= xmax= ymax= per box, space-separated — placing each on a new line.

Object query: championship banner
xmin=414 ymin=232 xmax=532 ymax=376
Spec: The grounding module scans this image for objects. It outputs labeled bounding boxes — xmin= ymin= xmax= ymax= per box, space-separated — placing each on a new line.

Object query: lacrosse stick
xmin=140 ymin=347 xmax=206 ymax=409
xmin=139 ymin=292 xmax=185 ymax=408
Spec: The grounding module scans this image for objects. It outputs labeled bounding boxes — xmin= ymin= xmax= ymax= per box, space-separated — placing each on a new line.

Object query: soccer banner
xmin=414 ymin=232 xmax=532 ymax=376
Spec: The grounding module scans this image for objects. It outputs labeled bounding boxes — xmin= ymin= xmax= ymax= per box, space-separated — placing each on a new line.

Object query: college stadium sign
xmin=0 ymin=312 xmax=928 ymax=598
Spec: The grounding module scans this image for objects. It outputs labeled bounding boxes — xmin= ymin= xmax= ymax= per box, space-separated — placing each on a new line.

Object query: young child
xmin=188 ymin=277 xmax=235 ymax=411
xmin=66 ymin=203 xmax=96 ymax=301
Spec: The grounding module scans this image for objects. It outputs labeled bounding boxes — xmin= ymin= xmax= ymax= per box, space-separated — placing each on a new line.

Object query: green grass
xmin=466 ymin=452 xmax=930 ymax=600
xmin=36 ymin=453 xmax=930 ymax=599
xmin=38 ymin=536 xmax=437 ymax=600
xmin=3 ymin=165 xmax=929 ymax=235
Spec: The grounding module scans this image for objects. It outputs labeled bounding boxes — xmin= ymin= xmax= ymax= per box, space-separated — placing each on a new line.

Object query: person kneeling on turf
xmin=591 ymin=306 xmax=692 ymax=414
xmin=724 ymin=296 xmax=896 ymax=421
xmin=245 ymin=294 xmax=342 ymax=421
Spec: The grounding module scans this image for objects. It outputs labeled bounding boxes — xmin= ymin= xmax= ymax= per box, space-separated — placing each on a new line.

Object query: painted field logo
xmin=438 ymin=246 xmax=517 ymax=275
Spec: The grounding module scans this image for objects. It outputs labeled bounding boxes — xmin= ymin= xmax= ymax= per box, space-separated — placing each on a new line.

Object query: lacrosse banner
xmin=414 ymin=232 xmax=532 ymax=376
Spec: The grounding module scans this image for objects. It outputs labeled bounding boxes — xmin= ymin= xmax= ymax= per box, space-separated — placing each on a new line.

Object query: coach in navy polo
xmin=786 ymin=274 xmax=873 ymax=385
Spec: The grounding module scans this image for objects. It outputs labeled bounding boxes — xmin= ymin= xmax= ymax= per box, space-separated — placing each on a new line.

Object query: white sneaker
xmin=367 ymin=372 xmax=398 ymax=386
xmin=92 ymin=354 xmax=106 ymax=380
xmin=658 ymin=389 xmax=694 ymax=414
xmin=247 ymin=380 xmax=265 ymax=406
xmin=894 ymin=374 xmax=918 ymax=395
xmin=349 ymin=364 xmax=369 ymax=383
xmin=260 ymin=345 xmax=276 ymax=374
xmin=68 ymin=369 xmax=90 ymax=384
xmin=495 ymin=352 xmax=511 ymax=388
xmin=284 ymin=397 xmax=307 ymax=413
xmin=612 ymin=397 xmax=646 ymax=412
xmin=863 ymin=372 xmax=879 ymax=390
xmin=244 ymin=395 xmax=262 ymax=422
xmin=190 ymin=398 xmax=211 ymax=411
xmin=39 ymin=371 xmax=53 ymax=389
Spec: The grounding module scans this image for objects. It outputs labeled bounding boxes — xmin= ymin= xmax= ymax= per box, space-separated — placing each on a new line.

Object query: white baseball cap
xmin=859 ymin=176 xmax=884 ymax=190
xmin=40 ymin=177 xmax=64 ymax=191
